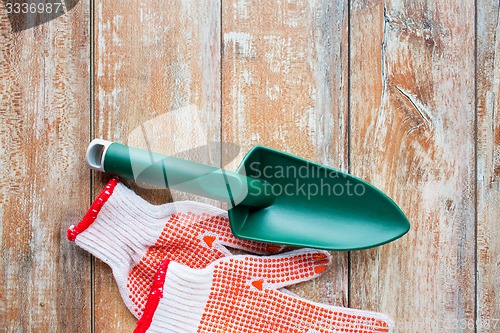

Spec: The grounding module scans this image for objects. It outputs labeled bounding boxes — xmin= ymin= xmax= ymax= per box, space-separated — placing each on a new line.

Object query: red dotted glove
xmin=135 ymin=249 xmax=394 ymax=333
xmin=67 ymin=179 xmax=284 ymax=318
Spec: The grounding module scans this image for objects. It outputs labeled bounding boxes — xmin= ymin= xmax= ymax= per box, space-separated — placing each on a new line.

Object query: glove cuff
xmin=68 ymin=179 xmax=169 ymax=270
xmin=135 ymin=259 xmax=212 ymax=333
xmin=67 ymin=178 xmax=119 ymax=241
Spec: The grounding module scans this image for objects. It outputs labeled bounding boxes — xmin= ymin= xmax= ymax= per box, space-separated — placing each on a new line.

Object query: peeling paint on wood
xmin=1 ymin=0 xmax=498 ymax=332
xmin=350 ymin=0 xmax=476 ymax=331
xmin=0 ymin=1 xmax=91 ymax=332
xmin=222 ymin=0 xmax=349 ymax=307
xmin=477 ymin=1 xmax=500 ymax=332
xmin=93 ymin=0 xmax=221 ymax=330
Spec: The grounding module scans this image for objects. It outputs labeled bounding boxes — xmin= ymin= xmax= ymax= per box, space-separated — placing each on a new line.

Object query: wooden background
xmin=0 ymin=0 xmax=498 ymax=332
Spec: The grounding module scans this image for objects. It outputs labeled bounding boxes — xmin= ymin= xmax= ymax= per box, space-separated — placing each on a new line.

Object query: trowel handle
xmin=86 ymin=139 xmax=275 ymax=208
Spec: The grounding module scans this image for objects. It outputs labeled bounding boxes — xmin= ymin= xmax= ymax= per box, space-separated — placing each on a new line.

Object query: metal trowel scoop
xmin=86 ymin=139 xmax=409 ymax=250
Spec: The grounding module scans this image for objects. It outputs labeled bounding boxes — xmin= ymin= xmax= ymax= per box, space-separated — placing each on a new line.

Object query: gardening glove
xmin=134 ymin=249 xmax=394 ymax=333
xmin=67 ymin=178 xmax=284 ymax=318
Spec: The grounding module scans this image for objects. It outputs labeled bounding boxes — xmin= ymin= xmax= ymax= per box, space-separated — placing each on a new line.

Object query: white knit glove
xmin=67 ymin=179 xmax=284 ymax=318
xmin=135 ymin=249 xmax=394 ymax=333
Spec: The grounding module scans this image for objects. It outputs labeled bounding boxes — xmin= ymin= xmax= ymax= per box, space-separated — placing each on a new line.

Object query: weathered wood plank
xmin=0 ymin=2 xmax=91 ymax=332
xmin=93 ymin=0 xmax=221 ymax=330
xmin=349 ymin=0 xmax=476 ymax=331
xmin=477 ymin=1 xmax=500 ymax=332
xmin=222 ymin=0 xmax=349 ymax=305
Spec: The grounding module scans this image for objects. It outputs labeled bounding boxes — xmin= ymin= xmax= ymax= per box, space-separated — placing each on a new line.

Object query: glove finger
xmin=219 ymin=248 xmax=331 ymax=290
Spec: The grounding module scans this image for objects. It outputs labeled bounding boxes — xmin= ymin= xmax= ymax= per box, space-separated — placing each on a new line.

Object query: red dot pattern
xmin=126 ymin=211 xmax=274 ymax=317
xmin=197 ymin=254 xmax=390 ymax=333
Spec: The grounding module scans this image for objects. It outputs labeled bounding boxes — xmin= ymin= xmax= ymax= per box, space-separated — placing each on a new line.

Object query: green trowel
xmin=86 ymin=139 xmax=409 ymax=250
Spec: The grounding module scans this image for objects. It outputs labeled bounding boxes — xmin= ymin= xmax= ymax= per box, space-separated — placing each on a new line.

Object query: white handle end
xmin=86 ymin=139 xmax=114 ymax=172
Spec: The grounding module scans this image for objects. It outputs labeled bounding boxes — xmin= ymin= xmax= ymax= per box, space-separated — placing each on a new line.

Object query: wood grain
xmin=0 ymin=1 xmax=91 ymax=332
xmin=1 ymin=0 xmax=498 ymax=332
xmin=93 ymin=0 xmax=221 ymax=330
xmin=349 ymin=0 xmax=476 ymax=331
xmin=222 ymin=0 xmax=349 ymax=306
xmin=477 ymin=1 xmax=500 ymax=332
